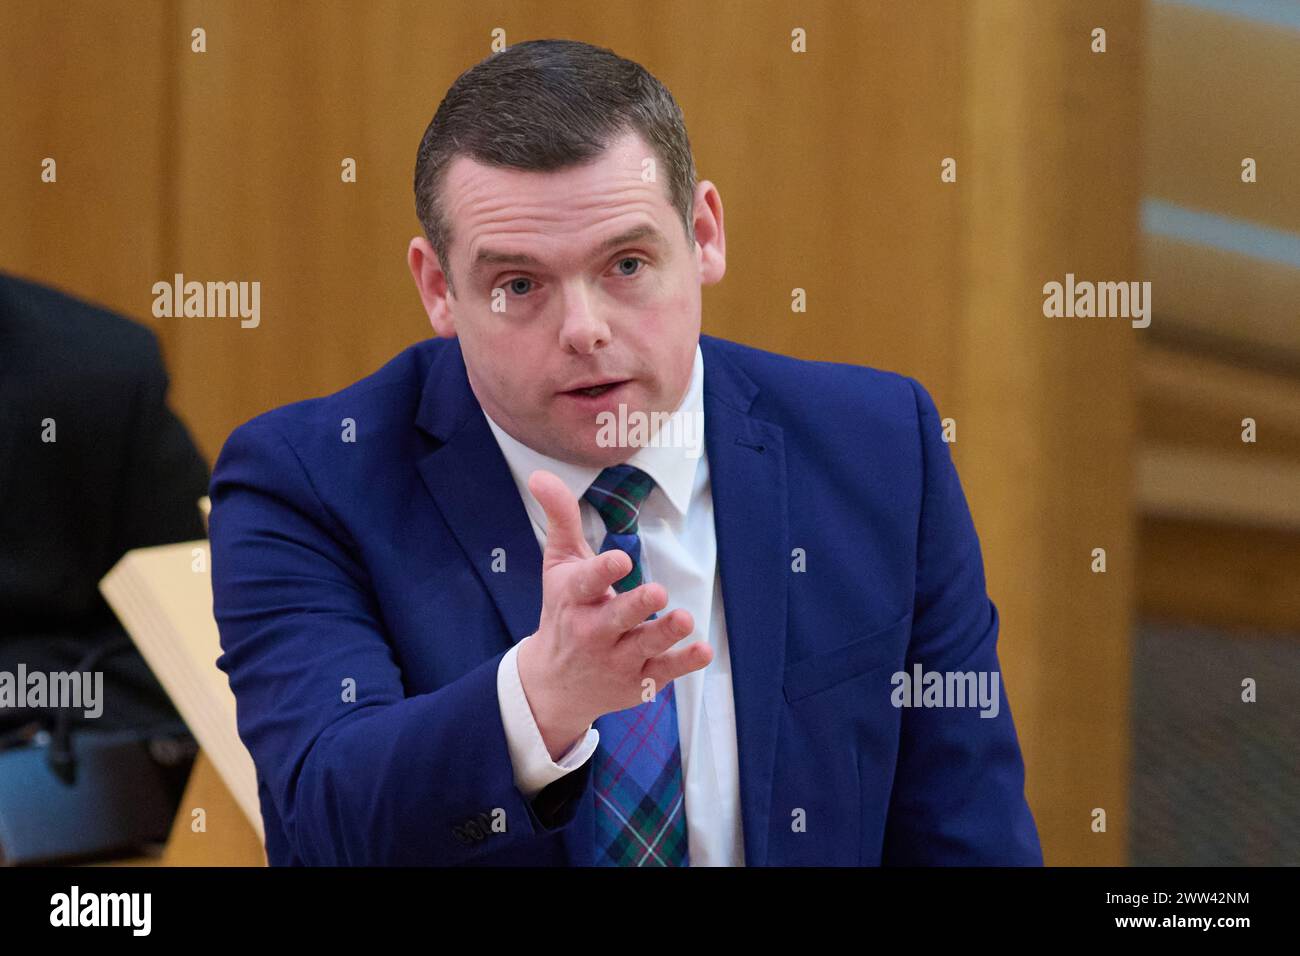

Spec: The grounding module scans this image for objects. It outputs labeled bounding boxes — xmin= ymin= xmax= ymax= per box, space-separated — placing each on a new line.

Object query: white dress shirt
xmin=484 ymin=344 xmax=745 ymax=866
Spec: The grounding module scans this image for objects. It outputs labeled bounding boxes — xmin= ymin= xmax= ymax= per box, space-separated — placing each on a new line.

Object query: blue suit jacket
xmin=209 ymin=334 xmax=1043 ymax=866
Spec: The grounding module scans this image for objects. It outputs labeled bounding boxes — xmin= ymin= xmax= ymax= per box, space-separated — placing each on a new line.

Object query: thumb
xmin=528 ymin=469 xmax=592 ymax=562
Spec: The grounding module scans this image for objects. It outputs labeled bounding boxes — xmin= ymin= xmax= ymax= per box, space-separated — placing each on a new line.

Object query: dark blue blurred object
xmin=0 ymin=723 xmax=195 ymax=865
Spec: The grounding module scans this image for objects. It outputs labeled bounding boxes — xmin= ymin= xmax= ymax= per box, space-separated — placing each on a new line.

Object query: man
xmin=0 ymin=271 xmax=210 ymax=861
xmin=210 ymin=38 xmax=1042 ymax=866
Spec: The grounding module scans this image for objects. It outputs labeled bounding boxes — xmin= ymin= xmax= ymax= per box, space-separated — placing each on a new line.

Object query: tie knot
xmin=584 ymin=464 xmax=655 ymax=534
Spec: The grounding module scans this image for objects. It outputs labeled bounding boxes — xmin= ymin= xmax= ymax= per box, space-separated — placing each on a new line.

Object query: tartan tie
xmin=583 ymin=464 xmax=689 ymax=866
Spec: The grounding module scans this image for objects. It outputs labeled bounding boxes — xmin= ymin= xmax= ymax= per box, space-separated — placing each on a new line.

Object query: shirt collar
xmin=483 ymin=343 xmax=705 ymax=525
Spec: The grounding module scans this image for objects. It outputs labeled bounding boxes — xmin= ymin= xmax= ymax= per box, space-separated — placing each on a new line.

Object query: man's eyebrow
xmin=469 ymin=224 xmax=668 ymax=278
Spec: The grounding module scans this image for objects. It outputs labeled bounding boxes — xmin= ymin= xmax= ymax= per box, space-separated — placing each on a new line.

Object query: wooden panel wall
xmin=0 ymin=0 xmax=1145 ymax=865
xmin=0 ymin=1 xmax=169 ymax=322
xmin=954 ymin=1 xmax=1140 ymax=865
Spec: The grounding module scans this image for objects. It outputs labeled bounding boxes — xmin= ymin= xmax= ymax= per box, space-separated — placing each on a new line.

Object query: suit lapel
xmin=413 ymin=340 xmax=543 ymax=646
xmin=701 ymin=337 xmax=788 ymax=867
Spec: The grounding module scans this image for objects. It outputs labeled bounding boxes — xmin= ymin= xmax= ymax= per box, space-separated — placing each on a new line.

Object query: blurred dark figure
xmin=0 ymin=271 xmax=210 ymax=863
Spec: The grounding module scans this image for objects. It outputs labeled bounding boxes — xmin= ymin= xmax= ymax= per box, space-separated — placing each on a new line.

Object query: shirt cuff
xmin=497 ymin=635 xmax=599 ymax=800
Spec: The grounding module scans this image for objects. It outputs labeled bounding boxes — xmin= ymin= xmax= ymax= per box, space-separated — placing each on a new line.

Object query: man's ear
xmin=692 ymin=180 xmax=726 ymax=287
xmin=407 ymin=236 xmax=456 ymax=338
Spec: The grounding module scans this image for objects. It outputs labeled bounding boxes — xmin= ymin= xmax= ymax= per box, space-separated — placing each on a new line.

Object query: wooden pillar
xmin=955 ymin=0 xmax=1142 ymax=864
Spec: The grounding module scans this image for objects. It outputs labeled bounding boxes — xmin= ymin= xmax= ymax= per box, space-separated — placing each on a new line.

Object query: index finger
xmin=528 ymin=469 xmax=593 ymax=563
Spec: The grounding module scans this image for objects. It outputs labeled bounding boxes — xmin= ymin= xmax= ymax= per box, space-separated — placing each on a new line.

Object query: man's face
xmin=408 ymin=128 xmax=726 ymax=467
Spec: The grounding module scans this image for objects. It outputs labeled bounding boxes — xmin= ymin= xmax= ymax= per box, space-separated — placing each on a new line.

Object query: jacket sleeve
xmin=208 ymin=416 xmax=591 ymax=865
xmin=880 ymin=377 xmax=1044 ymax=865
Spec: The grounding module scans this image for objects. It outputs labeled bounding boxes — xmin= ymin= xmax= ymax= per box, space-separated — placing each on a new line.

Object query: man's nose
xmin=557 ymin=284 xmax=610 ymax=354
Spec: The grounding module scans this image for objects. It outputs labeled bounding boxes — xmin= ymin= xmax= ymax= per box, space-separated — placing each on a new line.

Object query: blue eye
xmin=616 ymin=257 xmax=644 ymax=277
xmin=504 ymin=277 xmax=532 ymax=296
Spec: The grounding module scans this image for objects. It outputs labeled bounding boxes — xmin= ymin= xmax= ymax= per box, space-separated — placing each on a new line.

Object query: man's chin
xmin=551 ymin=434 xmax=633 ymax=470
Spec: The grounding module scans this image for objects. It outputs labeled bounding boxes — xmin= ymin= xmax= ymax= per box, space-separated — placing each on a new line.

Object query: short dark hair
xmin=414 ymin=39 xmax=697 ymax=296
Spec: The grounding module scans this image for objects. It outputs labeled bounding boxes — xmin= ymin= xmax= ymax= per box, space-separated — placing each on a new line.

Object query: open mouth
xmin=562 ymin=380 xmax=629 ymax=398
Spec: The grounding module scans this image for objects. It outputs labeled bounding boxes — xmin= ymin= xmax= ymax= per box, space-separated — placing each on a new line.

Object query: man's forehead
xmin=445 ymin=129 xmax=657 ymax=209
xmin=444 ymin=134 xmax=677 ymax=269
xmin=447 ymin=157 xmax=656 ymax=220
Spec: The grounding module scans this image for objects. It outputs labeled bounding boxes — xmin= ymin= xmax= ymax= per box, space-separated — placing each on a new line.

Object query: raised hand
xmin=516 ymin=469 xmax=713 ymax=759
